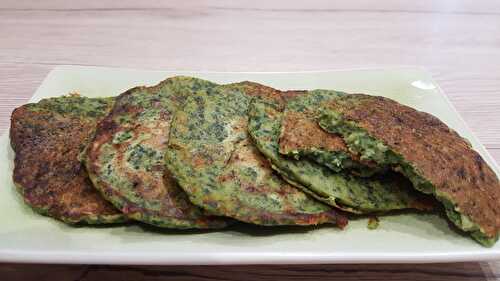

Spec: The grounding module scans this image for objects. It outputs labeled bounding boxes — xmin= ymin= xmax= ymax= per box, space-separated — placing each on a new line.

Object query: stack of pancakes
xmin=10 ymin=76 xmax=500 ymax=247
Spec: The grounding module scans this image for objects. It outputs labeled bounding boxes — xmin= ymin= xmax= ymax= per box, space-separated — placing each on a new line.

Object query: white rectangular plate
xmin=1 ymin=66 xmax=499 ymax=265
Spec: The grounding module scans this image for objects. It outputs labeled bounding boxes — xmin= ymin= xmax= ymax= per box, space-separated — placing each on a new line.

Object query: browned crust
xmin=279 ymin=111 xmax=349 ymax=155
xmin=324 ymin=94 xmax=500 ymax=237
xmin=10 ymin=106 xmax=122 ymax=223
xmin=229 ymin=81 xmax=282 ymax=98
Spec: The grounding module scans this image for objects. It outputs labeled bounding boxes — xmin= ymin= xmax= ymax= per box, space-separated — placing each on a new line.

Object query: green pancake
xmin=85 ymin=77 xmax=228 ymax=229
xmin=248 ymin=97 xmax=433 ymax=214
xmin=318 ymin=94 xmax=500 ymax=246
xmin=278 ymin=90 xmax=385 ymax=177
xmin=165 ymin=82 xmax=347 ymax=227
xmin=10 ymin=95 xmax=126 ymax=224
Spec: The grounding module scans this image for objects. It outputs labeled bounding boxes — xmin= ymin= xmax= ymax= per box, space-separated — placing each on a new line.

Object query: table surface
xmin=2 ymin=0 xmax=500 ymax=280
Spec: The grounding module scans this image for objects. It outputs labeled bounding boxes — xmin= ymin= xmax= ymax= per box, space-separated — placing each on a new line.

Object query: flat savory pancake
xmin=85 ymin=77 xmax=228 ymax=229
xmin=319 ymin=94 xmax=500 ymax=246
xmin=279 ymin=90 xmax=385 ymax=177
xmin=165 ymin=82 xmax=347 ymax=227
xmin=248 ymin=98 xmax=433 ymax=213
xmin=10 ymin=95 xmax=125 ymax=224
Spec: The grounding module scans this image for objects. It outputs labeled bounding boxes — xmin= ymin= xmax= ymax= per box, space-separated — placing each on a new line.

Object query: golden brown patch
xmin=279 ymin=111 xmax=348 ymax=155
xmin=228 ymin=81 xmax=282 ymax=101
